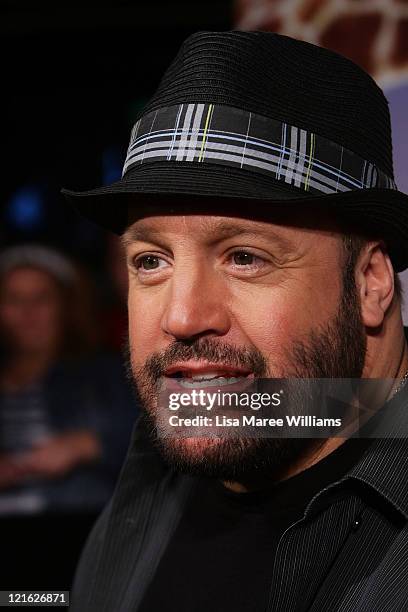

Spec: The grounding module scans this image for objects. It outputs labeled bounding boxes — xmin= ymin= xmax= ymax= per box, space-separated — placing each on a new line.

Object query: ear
xmin=356 ymin=242 xmax=395 ymax=328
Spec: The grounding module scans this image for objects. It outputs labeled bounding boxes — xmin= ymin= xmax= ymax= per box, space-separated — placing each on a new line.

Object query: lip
xmin=163 ymin=361 xmax=254 ymax=378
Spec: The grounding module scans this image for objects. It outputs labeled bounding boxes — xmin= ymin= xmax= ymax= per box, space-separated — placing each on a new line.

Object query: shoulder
xmin=352 ymin=522 xmax=408 ymax=611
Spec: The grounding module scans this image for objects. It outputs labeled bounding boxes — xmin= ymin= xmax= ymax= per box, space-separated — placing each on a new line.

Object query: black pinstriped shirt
xmin=71 ymin=385 xmax=408 ymax=612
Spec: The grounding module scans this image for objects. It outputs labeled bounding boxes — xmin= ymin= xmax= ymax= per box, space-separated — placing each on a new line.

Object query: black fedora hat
xmin=62 ymin=30 xmax=408 ymax=271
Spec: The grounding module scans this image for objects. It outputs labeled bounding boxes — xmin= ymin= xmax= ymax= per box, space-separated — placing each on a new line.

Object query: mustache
xmin=125 ymin=337 xmax=269 ymax=384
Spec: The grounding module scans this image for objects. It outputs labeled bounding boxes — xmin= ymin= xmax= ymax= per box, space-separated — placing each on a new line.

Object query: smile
xmin=164 ymin=363 xmax=254 ymax=389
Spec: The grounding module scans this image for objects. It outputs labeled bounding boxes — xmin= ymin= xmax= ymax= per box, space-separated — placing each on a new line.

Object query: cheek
xmin=232 ymin=291 xmax=302 ymax=363
xmin=230 ymin=275 xmax=341 ymax=366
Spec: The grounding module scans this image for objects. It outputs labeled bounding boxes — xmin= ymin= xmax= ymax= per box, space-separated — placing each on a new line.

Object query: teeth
xmin=179 ymin=376 xmax=245 ymax=388
xmin=191 ymin=373 xmax=221 ymax=381
xmin=187 ymin=372 xmax=243 ymax=380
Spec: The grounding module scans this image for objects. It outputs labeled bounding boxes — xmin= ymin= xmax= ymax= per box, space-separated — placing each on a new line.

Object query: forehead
xmin=122 ymin=206 xmax=342 ymax=254
xmin=123 ymin=217 xmax=314 ymax=263
xmin=124 ymin=214 xmax=294 ymax=242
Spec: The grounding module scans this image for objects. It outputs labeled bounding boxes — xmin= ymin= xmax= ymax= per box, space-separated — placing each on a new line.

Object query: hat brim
xmin=62 ymin=161 xmax=408 ymax=272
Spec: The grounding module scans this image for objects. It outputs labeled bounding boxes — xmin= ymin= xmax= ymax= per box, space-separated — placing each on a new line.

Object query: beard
xmin=124 ymin=266 xmax=366 ymax=484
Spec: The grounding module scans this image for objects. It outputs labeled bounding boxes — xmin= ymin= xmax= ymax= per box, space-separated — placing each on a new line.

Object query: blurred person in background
xmin=0 ymin=244 xmax=135 ymax=515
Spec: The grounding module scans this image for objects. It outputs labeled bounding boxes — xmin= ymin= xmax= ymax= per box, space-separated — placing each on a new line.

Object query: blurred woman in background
xmin=0 ymin=244 xmax=135 ymax=515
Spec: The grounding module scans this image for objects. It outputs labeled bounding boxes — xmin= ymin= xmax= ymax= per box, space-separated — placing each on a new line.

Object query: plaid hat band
xmin=123 ymin=103 xmax=397 ymax=196
xmin=63 ymin=32 xmax=408 ymax=271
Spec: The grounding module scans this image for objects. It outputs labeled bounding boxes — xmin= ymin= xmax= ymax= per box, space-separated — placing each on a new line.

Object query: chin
xmin=152 ymin=434 xmax=239 ymax=477
xmin=159 ymin=435 xmax=226 ymax=461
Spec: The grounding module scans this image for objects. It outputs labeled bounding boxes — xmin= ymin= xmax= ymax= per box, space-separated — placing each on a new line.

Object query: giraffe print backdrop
xmin=235 ymin=0 xmax=408 ymax=320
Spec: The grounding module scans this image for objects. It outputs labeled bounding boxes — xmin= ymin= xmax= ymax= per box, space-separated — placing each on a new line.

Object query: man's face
xmin=124 ymin=211 xmax=366 ymax=481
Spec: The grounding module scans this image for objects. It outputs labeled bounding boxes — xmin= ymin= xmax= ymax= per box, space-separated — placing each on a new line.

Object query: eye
xmin=226 ymin=248 xmax=272 ymax=277
xmin=232 ymin=251 xmax=257 ymax=266
xmin=134 ymin=254 xmax=169 ymax=273
xmin=230 ymin=250 xmax=266 ymax=268
xmin=138 ymin=255 xmax=160 ymax=270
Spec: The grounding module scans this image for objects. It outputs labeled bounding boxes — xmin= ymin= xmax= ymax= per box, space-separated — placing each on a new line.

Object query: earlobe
xmin=359 ymin=244 xmax=394 ymax=329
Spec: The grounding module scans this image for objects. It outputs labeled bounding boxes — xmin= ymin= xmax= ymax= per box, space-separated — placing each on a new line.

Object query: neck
xmin=363 ymin=305 xmax=408 ymax=395
xmin=223 ymin=438 xmax=343 ymax=493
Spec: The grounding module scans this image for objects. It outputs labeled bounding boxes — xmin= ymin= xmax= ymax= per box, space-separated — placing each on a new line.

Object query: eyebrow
xmin=122 ymin=226 xmax=163 ymax=247
xmin=122 ymin=220 xmax=296 ymax=253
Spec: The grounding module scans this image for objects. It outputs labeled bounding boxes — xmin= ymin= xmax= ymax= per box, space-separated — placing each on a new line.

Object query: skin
xmin=123 ymin=207 xmax=408 ymax=491
xmin=0 ymin=267 xmax=100 ymax=489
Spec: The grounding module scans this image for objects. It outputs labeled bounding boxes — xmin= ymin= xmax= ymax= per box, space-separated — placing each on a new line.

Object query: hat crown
xmin=141 ymin=30 xmax=393 ymax=179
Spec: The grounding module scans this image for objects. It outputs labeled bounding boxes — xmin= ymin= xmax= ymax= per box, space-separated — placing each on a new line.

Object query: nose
xmin=161 ymin=262 xmax=231 ymax=341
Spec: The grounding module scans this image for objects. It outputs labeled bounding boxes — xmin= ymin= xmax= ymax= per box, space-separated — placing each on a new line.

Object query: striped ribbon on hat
xmin=122 ymin=103 xmax=397 ymax=195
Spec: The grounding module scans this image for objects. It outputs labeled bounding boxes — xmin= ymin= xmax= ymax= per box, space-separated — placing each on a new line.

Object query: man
xmin=63 ymin=31 xmax=408 ymax=611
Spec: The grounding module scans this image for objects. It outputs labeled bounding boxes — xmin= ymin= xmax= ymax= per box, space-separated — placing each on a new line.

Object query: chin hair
xmin=141 ymin=412 xmax=314 ymax=481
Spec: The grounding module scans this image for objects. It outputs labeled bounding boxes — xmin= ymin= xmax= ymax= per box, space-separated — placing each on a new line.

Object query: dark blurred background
xmin=2 ymin=0 xmax=408 ymax=596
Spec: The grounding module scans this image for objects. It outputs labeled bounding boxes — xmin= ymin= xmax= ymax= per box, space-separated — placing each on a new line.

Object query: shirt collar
xmin=308 ymin=384 xmax=408 ymax=520
xmin=347 ymin=437 xmax=408 ymax=519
